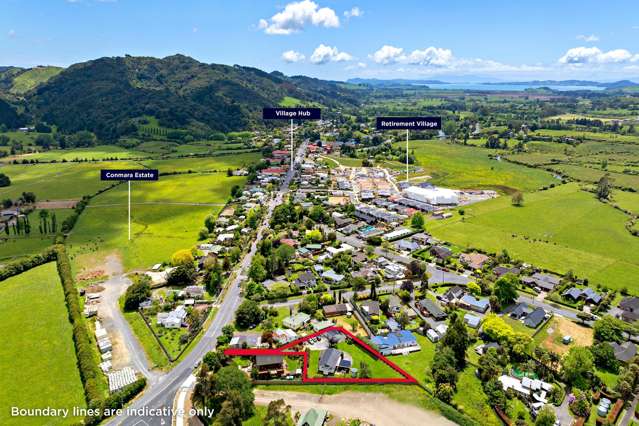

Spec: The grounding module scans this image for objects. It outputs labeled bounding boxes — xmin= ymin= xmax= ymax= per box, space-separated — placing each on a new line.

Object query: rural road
xmin=254 ymin=390 xmax=455 ymax=426
xmin=106 ymin=140 xmax=308 ymax=426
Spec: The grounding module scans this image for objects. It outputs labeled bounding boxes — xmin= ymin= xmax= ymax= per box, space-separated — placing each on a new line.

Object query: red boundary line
xmin=224 ymin=326 xmax=418 ymax=384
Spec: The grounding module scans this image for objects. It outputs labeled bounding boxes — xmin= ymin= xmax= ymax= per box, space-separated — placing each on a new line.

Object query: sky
xmin=2 ymin=0 xmax=639 ymax=82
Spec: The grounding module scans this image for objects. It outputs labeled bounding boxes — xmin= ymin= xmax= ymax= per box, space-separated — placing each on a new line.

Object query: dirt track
xmin=254 ymin=390 xmax=455 ymax=426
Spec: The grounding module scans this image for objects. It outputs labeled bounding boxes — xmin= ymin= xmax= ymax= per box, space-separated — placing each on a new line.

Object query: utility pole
xmin=406 ymin=129 xmax=409 ymax=182
xmin=128 ymin=180 xmax=131 ymax=241
xmin=290 ymin=118 xmax=294 ymax=170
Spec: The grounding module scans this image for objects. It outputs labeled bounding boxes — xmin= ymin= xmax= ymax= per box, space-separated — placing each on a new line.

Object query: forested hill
xmin=18 ymin=54 xmax=359 ymax=139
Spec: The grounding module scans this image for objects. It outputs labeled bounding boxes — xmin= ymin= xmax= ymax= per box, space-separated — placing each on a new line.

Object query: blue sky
xmin=2 ymin=0 xmax=639 ymax=81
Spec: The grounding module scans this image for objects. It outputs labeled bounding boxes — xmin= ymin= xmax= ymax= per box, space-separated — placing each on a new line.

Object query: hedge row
xmin=84 ymin=378 xmax=147 ymax=426
xmin=0 ymin=247 xmax=56 ymax=281
xmin=54 ymin=244 xmax=105 ymax=405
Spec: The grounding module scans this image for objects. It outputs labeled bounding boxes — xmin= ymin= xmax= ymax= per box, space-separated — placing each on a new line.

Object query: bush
xmin=0 ymin=248 xmax=56 ymax=281
xmin=84 ymin=378 xmax=146 ymax=425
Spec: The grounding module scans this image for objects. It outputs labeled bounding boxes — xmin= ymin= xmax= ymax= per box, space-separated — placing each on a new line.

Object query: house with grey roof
xmin=524 ymin=308 xmax=546 ymax=329
xmin=318 ymin=348 xmax=352 ymax=375
xmin=283 ymin=312 xmax=311 ymax=330
xmin=611 ymin=342 xmax=637 ymax=363
xmin=459 ymin=294 xmax=489 ymax=313
xmin=417 ymin=298 xmax=447 ymax=320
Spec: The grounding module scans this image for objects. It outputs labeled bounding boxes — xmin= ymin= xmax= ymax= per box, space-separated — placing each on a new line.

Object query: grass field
xmin=0 ymin=160 xmax=140 ymax=201
xmin=141 ymin=152 xmax=260 ymax=172
xmin=68 ymin=172 xmax=246 ymax=271
xmin=0 ymin=263 xmax=86 ymax=425
xmin=3 ymin=145 xmax=149 ymax=162
xmin=403 ymin=140 xmax=557 ymax=193
xmin=614 ymin=191 xmax=639 ymax=215
xmin=549 ymin=164 xmax=639 ymax=190
xmin=428 ymin=183 xmax=639 ymax=291
xmin=0 ymin=209 xmax=74 ymax=260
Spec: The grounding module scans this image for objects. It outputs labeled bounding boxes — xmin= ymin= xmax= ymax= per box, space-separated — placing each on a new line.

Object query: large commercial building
xmin=403 ymin=186 xmax=459 ymax=206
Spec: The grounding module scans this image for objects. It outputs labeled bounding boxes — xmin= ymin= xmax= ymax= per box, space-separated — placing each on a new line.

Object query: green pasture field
xmin=613 ymin=191 xmax=639 ymax=215
xmin=68 ymin=173 xmax=246 ymax=271
xmin=428 ymin=183 xmax=639 ymax=291
xmin=141 ymin=152 xmax=260 ymax=172
xmin=0 ymin=262 xmax=86 ymax=425
xmin=2 ymin=145 xmax=150 ymax=162
xmin=531 ymin=129 xmax=639 ymax=143
xmin=0 ymin=160 xmax=140 ymax=201
xmin=279 ymin=96 xmax=304 ymax=107
xmin=453 ymin=367 xmax=501 ymax=426
xmin=505 ymin=152 xmax=567 ymax=166
xmin=402 ymin=140 xmax=556 ymax=193
xmin=0 ymin=208 xmax=74 ymax=260
xmin=549 ymin=164 xmax=639 ymax=190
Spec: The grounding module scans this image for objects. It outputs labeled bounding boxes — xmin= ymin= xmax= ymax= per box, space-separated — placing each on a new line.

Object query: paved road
xmin=106 ymin=140 xmax=308 ymax=426
xmin=620 ymin=393 xmax=639 ymax=426
xmin=99 ymin=257 xmax=159 ymax=384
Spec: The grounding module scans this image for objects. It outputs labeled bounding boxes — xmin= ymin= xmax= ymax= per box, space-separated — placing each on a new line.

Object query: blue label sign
xmin=100 ymin=169 xmax=159 ymax=181
xmin=376 ymin=117 xmax=442 ymax=130
xmin=263 ymin=107 xmax=321 ymax=120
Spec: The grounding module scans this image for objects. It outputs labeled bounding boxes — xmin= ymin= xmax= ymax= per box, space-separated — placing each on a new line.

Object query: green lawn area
xmin=141 ymin=152 xmax=260 ymax=172
xmin=614 ymin=190 xmax=639 ymax=215
xmin=403 ymin=140 xmax=556 ymax=193
xmin=307 ymin=340 xmax=404 ymax=379
xmin=0 ymin=209 xmax=74 ymax=260
xmin=243 ymin=405 xmax=268 ymax=426
xmin=0 ymin=263 xmax=86 ymax=425
xmin=453 ymin=367 xmax=501 ymax=426
xmin=122 ymin=309 xmax=170 ymax=369
xmin=503 ymin=316 xmax=536 ymax=336
xmin=391 ymin=334 xmax=437 ymax=387
xmin=549 ymin=164 xmax=639 ymax=191
xmin=68 ymin=172 xmax=246 ymax=271
xmin=148 ymin=319 xmax=190 ymax=359
xmin=429 ymin=183 xmax=639 ymax=291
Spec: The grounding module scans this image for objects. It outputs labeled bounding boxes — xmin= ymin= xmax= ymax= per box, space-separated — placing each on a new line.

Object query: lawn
xmin=307 ymin=339 xmax=404 ymax=379
xmin=549 ymin=164 xmax=639 ymax=191
xmin=0 ymin=263 xmax=86 ymax=425
xmin=428 ymin=183 xmax=639 ymax=291
xmin=67 ymin=172 xmax=246 ymax=271
xmin=122 ymin=309 xmax=170 ymax=369
xmin=141 ymin=152 xmax=260 ymax=173
xmin=453 ymin=367 xmax=501 ymax=426
xmin=614 ymin=190 xmax=639 ymax=215
xmin=391 ymin=333 xmax=437 ymax=387
xmin=403 ymin=140 xmax=556 ymax=193
xmin=535 ymin=316 xmax=593 ymax=356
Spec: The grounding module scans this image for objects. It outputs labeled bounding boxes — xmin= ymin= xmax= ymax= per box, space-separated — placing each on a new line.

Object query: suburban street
xmin=105 ymin=139 xmax=307 ymax=426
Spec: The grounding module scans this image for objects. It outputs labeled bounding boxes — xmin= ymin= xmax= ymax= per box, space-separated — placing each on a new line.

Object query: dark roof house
xmin=524 ymin=308 xmax=546 ymax=329
xmin=417 ymin=298 xmax=447 ymax=320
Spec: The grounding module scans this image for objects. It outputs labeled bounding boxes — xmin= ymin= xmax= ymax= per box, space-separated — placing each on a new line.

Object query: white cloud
xmin=405 ymin=47 xmax=453 ymax=66
xmin=370 ymin=45 xmax=453 ymax=66
xmin=576 ymin=34 xmax=599 ymax=42
xmin=258 ymin=0 xmax=339 ymax=35
xmin=559 ymin=46 xmax=638 ymax=64
xmin=370 ymin=45 xmax=404 ymax=64
xmin=310 ymin=44 xmax=353 ymax=64
xmin=281 ymin=50 xmax=306 ymax=63
xmin=192 ymin=27 xmax=198 ymax=33
xmin=344 ymin=7 xmax=362 ymax=18
xmin=7 ymin=29 xmax=16 ymax=38
xmin=346 ymin=62 xmax=367 ymax=70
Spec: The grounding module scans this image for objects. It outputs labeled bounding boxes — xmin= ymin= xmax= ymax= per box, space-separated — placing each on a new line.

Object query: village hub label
xmin=376 ymin=116 xmax=442 ymax=130
xmin=263 ymin=107 xmax=321 ymax=120
xmin=100 ymin=169 xmax=159 ymax=181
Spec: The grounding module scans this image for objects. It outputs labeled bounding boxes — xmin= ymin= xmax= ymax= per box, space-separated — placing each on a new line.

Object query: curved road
xmin=106 ymin=141 xmax=307 ymax=426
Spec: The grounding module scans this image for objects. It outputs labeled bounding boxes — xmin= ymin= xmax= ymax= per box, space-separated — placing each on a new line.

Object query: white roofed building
xmin=404 ymin=186 xmax=459 ymax=206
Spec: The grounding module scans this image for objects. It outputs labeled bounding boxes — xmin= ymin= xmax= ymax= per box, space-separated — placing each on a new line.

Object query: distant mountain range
xmin=347 ymin=78 xmax=639 ymax=89
xmin=0 ymin=55 xmax=359 ymax=139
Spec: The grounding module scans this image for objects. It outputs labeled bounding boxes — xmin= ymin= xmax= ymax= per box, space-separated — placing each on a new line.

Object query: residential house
xmin=323 ymin=303 xmax=350 ymax=317
xmin=371 ymin=330 xmax=419 ymax=355
xmin=157 ymin=305 xmax=188 ymax=328
xmin=522 ymin=273 xmax=561 ymax=292
xmin=509 ymin=302 xmax=532 ymax=320
xmin=273 ymin=328 xmax=298 ymax=345
xmin=321 ymin=269 xmax=345 ymax=284
xmin=396 ymin=239 xmax=419 ymax=252
xmin=255 ymin=355 xmax=285 ymax=378
xmin=296 ymin=408 xmax=327 ymax=426
xmin=464 ymin=313 xmax=482 ymax=329
xmin=318 ymin=348 xmax=352 ymax=375
xmin=439 ymin=286 xmax=465 ymax=305
xmin=524 ymin=308 xmax=546 ymax=329
xmin=417 ymin=298 xmax=447 ymax=321
xmin=562 ymin=287 xmax=603 ymax=304
xmin=460 ymin=253 xmax=490 ymax=270
xmin=184 ymin=286 xmax=205 ymax=299
xmin=611 ymin=342 xmax=637 ymax=363
xmin=383 ymin=262 xmax=405 ymax=280
xmin=283 ymin=312 xmax=311 ymax=330
xmin=361 ymin=300 xmax=380 ymax=319
xmin=619 ymin=297 xmax=639 ymax=322
xmin=430 ymin=245 xmax=452 ymax=261
xmin=230 ymin=332 xmax=262 ymax=349
xmin=295 ymin=271 xmax=317 ymax=290
xmin=459 ymin=294 xmax=489 ymax=313
xmin=493 ymin=266 xmax=521 ymax=277
xmin=475 ymin=342 xmax=501 ymax=355
xmin=388 ymin=295 xmax=402 ymax=314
